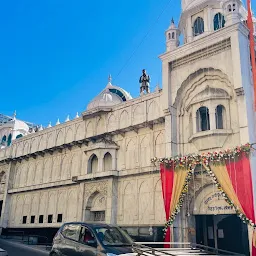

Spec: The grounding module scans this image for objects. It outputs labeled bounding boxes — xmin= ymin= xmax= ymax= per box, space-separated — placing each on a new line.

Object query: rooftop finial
xmin=171 ymin=17 xmax=174 ymax=24
xmin=56 ymin=118 xmax=60 ymax=125
xmin=47 ymin=122 xmax=52 ymax=128
xmin=108 ymin=74 xmax=112 ymax=83
xmin=75 ymin=112 xmax=79 ymax=118
xmin=65 ymin=115 xmax=70 ymax=122
xmin=39 ymin=124 xmax=43 ymax=131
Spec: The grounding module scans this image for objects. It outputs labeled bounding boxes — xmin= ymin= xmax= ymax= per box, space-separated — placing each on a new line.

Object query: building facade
xmin=0 ymin=0 xmax=255 ymax=253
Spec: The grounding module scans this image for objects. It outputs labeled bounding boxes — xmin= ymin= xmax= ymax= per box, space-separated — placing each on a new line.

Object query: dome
xmin=87 ymin=80 xmax=132 ymax=111
xmin=182 ymin=0 xmax=222 ymax=11
xmin=13 ymin=119 xmax=29 ymax=132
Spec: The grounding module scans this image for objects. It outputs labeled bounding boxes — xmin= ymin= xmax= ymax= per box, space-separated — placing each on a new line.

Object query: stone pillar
xmin=209 ymin=104 xmax=216 ymax=131
xmin=77 ymin=183 xmax=85 ymax=221
xmin=105 ymin=178 xmax=118 ymax=224
xmin=187 ymin=16 xmax=193 ymax=43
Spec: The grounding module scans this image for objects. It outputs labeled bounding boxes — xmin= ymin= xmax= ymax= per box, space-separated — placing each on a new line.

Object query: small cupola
xmin=223 ymin=0 xmax=242 ymax=26
xmin=165 ymin=18 xmax=180 ymax=52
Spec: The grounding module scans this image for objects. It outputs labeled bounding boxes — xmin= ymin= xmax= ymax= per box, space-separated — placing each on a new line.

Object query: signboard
xmin=193 ymin=186 xmax=236 ymax=215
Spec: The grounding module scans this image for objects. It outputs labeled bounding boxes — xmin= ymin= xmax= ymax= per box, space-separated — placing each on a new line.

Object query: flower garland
xmin=205 ymin=166 xmax=256 ymax=229
xmin=157 ymin=143 xmax=255 ymax=238
xmin=163 ymin=168 xmax=193 ymax=237
xmin=151 ymin=143 xmax=252 ymax=168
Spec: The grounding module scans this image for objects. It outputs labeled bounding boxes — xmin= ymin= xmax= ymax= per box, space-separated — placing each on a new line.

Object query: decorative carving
xmin=84 ymin=181 xmax=108 ymax=198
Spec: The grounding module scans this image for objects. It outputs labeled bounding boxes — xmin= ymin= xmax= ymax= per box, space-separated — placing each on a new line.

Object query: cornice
xmin=159 ymin=23 xmax=249 ymax=62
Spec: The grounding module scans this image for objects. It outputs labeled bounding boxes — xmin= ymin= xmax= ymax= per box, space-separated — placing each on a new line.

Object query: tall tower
xmin=165 ymin=18 xmax=180 ymax=52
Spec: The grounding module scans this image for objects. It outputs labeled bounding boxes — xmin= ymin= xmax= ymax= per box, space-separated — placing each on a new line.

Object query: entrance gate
xmin=196 ymin=214 xmax=249 ymax=255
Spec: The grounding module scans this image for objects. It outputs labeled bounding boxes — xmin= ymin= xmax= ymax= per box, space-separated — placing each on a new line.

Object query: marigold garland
xmin=156 ymin=143 xmax=256 ymax=238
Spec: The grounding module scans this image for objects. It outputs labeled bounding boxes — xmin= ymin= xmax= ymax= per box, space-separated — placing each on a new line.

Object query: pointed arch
xmin=67 ymin=190 xmax=78 ymax=221
xmin=27 ymin=162 xmax=36 ymax=186
xmin=140 ymin=135 xmax=150 ymax=167
xmin=107 ymin=114 xmax=117 ymax=132
xmin=31 ymin=138 xmax=39 ymax=153
xmin=43 ymin=158 xmax=52 ymax=183
xmin=47 ymin=133 xmax=55 ymax=148
xmin=126 ymin=139 xmax=137 ymax=169
xmin=7 ymin=133 xmax=12 ymax=146
xmin=103 ymin=152 xmax=112 ymax=172
xmin=123 ymin=182 xmax=135 ymax=224
xmin=88 ymin=154 xmax=98 ymax=174
xmin=56 ymin=129 xmax=64 ymax=146
xmin=96 ymin=118 xmax=105 ymax=135
xmin=65 ymin=128 xmax=74 ymax=143
xmin=52 ymin=156 xmax=61 ymax=181
xmin=75 ymin=122 xmax=85 ymax=140
xmin=119 ymin=110 xmax=129 ymax=129
xmin=23 ymin=142 xmax=30 ymax=155
xmin=19 ymin=164 xmax=27 ymax=187
xmin=35 ymin=161 xmax=43 ymax=184
xmin=133 ymin=104 xmax=144 ymax=125
xmin=85 ymin=121 xmax=94 ymax=138
xmin=71 ymin=153 xmax=80 ymax=177
xmin=38 ymin=134 xmax=47 ymax=151
xmin=148 ymin=100 xmax=159 ymax=120
xmin=155 ymin=132 xmax=165 ymax=158
xmin=61 ymin=155 xmax=71 ymax=180
xmin=154 ymin=179 xmax=165 ymax=224
xmin=138 ymin=180 xmax=151 ymax=224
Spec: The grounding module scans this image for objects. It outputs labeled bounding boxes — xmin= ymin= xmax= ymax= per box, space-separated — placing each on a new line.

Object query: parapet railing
xmin=132 ymin=242 xmax=245 ymax=256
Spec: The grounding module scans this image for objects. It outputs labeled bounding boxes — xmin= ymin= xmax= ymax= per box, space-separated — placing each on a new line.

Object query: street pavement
xmin=0 ymin=238 xmax=49 ymax=256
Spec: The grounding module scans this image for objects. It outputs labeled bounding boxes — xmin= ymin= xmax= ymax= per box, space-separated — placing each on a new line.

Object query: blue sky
xmin=0 ymin=0 xmax=255 ymax=126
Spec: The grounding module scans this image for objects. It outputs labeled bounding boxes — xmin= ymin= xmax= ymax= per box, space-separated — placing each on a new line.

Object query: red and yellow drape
xmin=209 ymin=153 xmax=256 ymax=256
xmin=160 ymin=163 xmax=189 ymax=248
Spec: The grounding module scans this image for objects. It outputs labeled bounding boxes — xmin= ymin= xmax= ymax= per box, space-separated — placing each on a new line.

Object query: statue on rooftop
xmin=139 ymin=69 xmax=150 ymax=94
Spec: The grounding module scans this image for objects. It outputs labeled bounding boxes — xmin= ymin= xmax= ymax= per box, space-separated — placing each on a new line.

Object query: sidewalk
xmin=0 ymin=238 xmax=51 ymax=254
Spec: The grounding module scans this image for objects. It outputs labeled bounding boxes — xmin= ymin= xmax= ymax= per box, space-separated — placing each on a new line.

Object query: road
xmin=0 ymin=239 xmax=49 ymax=256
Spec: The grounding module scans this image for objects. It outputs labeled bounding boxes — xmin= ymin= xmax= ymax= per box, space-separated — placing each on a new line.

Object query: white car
xmin=0 ymin=248 xmax=7 ymax=256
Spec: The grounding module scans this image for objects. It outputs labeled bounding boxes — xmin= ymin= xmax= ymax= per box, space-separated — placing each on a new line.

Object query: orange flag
xmin=247 ymin=0 xmax=256 ymax=110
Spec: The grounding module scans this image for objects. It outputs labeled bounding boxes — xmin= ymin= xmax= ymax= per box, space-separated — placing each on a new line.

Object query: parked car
xmin=49 ymin=222 xmax=134 ymax=256
xmin=0 ymin=248 xmax=8 ymax=256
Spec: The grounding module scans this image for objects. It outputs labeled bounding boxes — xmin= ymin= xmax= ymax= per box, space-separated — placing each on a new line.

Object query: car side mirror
xmin=86 ymin=240 xmax=97 ymax=247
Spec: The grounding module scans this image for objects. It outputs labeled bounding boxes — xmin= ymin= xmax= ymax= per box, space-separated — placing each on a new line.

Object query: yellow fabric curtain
xmin=209 ymin=163 xmax=245 ymax=215
xmin=169 ymin=167 xmax=189 ymax=215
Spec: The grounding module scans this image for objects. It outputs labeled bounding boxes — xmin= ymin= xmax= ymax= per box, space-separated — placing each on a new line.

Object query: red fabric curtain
xmin=226 ymin=153 xmax=256 ymax=255
xmin=160 ymin=163 xmax=174 ymax=248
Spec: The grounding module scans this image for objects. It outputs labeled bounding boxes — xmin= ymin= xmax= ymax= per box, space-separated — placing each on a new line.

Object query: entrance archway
xmin=85 ymin=191 xmax=106 ymax=222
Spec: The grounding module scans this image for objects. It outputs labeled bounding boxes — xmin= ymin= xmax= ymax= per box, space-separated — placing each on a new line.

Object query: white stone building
xmin=0 ymin=0 xmax=255 ymax=253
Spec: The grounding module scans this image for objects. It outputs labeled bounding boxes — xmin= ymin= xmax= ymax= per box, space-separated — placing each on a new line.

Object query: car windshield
xmin=94 ymin=226 xmax=133 ymax=246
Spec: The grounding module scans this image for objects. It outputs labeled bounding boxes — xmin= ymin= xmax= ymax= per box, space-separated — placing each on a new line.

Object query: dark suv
xmin=49 ymin=222 xmax=134 ymax=256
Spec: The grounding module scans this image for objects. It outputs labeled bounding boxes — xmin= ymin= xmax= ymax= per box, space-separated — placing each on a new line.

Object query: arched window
xmin=215 ymin=105 xmax=225 ymax=129
xmin=87 ymin=154 xmax=98 ymax=174
xmin=196 ymin=107 xmax=210 ymax=132
xmin=227 ymin=4 xmax=232 ymax=12
xmin=214 ymin=13 xmax=225 ymax=31
xmin=103 ymin=153 xmax=112 ymax=172
xmin=168 ymin=33 xmax=171 ymax=39
xmin=16 ymin=134 xmax=23 ymax=139
xmin=7 ymin=134 xmax=12 ymax=146
xmin=193 ymin=17 xmax=204 ymax=36
xmin=1 ymin=135 xmax=6 ymax=146
xmin=172 ymin=32 xmax=175 ymax=39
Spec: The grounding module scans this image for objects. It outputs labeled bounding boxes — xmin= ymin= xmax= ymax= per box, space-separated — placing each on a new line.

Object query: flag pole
xmin=247 ymin=0 xmax=256 ymax=110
